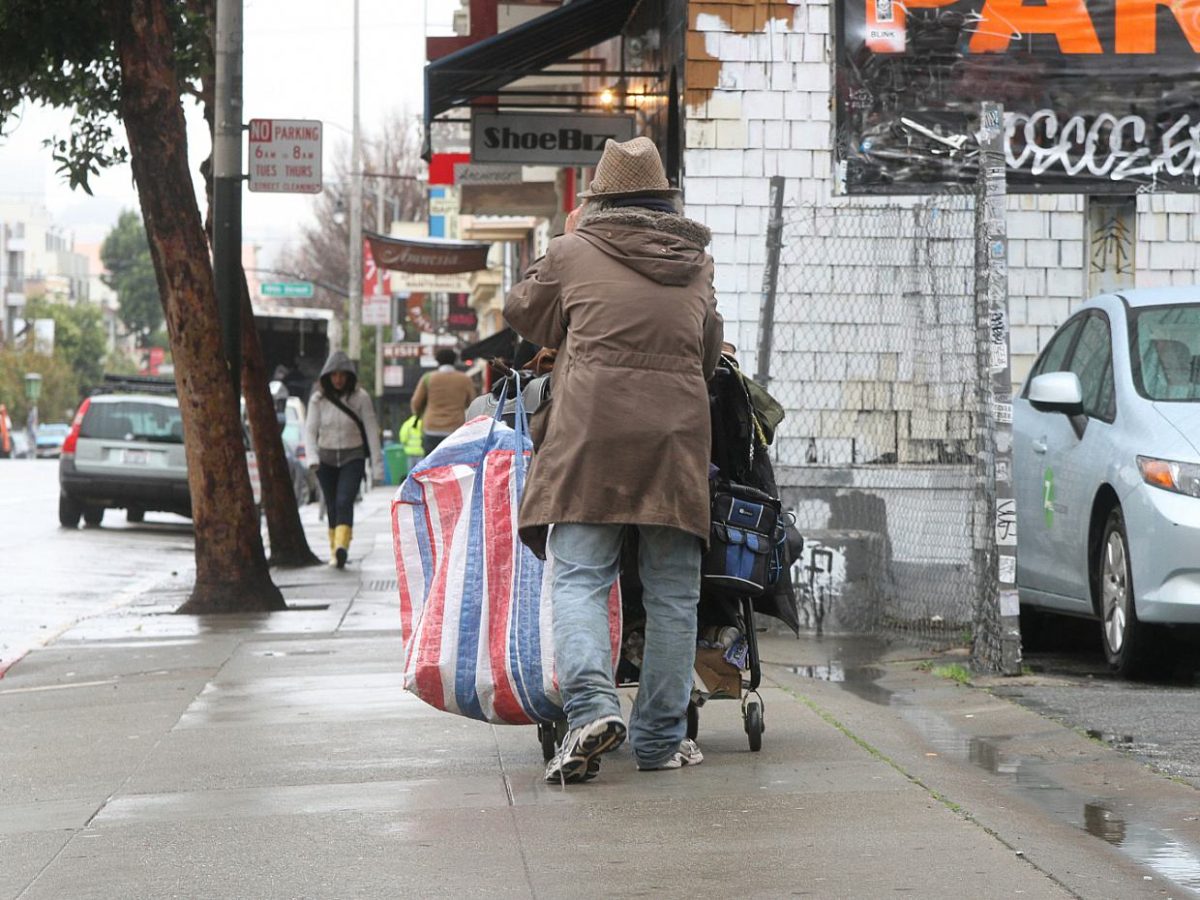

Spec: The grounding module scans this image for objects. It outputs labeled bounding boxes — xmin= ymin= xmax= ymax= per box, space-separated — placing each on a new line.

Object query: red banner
xmin=429 ymin=153 xmax=471 ymax=185
xmin=363 ymin=238 xmax=391 ymax=298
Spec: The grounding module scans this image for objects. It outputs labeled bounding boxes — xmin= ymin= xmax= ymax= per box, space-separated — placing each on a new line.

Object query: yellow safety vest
xmin=400 ymin=415 xmax=424 ymax=456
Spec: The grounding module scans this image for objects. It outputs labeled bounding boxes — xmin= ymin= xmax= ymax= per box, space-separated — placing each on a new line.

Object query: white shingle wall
xmin=684 ymin=4 xmax=1200 ymax=396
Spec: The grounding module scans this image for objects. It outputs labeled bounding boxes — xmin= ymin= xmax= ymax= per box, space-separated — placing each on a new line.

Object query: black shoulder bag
xmin=326 ymin=392 xmax=371 ymax=460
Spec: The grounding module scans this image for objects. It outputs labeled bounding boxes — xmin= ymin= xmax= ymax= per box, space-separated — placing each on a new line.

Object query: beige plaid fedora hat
xmin=579 ymin=136 xmax=681 ymax=199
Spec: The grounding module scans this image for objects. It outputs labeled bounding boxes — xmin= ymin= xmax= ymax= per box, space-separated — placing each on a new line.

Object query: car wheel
xmin=127 ymin=507 xmax=145 ymax=524
xmin=82 ymin=506 xmax=105 ymax=527
xmin=1098 ymin=507 xmax=1152 ymax=677
xmin=59 ymin=492 xmax=82 ymax=528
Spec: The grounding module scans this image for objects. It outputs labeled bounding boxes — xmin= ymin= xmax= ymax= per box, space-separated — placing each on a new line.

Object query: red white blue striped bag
xmin=391 ymin=376 xmax=621 ymax=725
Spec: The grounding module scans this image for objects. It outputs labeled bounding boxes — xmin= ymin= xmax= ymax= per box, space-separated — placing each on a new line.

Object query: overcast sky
xmin=0 ymin=0 xmax=459 ymax=264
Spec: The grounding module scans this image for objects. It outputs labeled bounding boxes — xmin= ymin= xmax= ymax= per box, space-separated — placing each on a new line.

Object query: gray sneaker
xmin=637 ymin=738 xmax=704 ymax=771
xmin=543 ymin=715 xmax=627 ymax=784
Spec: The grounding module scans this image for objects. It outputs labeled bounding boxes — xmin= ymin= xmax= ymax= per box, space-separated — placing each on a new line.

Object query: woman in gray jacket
xmin=305 ymin=352 xmax=383 ymax=567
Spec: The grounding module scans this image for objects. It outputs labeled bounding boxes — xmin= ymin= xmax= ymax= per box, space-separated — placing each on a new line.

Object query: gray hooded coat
xmin=305 ymin=351 xmax=383 ymax=474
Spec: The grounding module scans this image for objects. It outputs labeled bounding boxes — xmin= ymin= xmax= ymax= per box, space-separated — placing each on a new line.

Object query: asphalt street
xmin=0 ymin=459 xmax=200 ymax=672
xmin=995 ymin=614 xmax=1200 ymax=790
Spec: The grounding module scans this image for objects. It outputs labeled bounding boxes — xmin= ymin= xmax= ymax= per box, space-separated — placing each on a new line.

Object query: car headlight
xmin=1137 ymin=456 xmax=1200 ymax=498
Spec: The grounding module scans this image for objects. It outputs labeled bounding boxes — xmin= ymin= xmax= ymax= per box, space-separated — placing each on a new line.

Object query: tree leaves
xmin=0 ymin=0 xmax=201 ymax=194
xmin=100 ymin=209 xmax=163 ymax=346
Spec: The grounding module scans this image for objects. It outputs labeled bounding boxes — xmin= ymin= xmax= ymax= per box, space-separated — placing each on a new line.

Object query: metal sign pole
xmin=214 ymin=0 xmax=243 ymax=398
xmin=973 ymin=101 xmax=1021 ymax=675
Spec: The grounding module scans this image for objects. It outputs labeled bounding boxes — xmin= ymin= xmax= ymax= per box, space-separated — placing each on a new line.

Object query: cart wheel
xmin=745 ymin=701 xmax=763 ymax=752
xmin=686 ymin=701 xmax=699 ymax=741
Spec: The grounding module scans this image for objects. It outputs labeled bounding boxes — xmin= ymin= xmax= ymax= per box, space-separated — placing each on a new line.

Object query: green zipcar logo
xmin=1043 ymin=468 xmax=1055 ymax=528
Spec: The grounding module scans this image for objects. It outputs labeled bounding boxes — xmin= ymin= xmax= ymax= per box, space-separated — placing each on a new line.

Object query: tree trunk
xmin=186 ymin=0 xmax=320 ymax=568
xmin=105 ymin=0 xmax=284 ymax=613
xmin=239 ymin=277 xmax=322 ymax=567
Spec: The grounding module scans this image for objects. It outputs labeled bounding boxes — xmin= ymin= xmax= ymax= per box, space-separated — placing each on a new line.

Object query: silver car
xmin=59 ymin=392 xmax=191 ymax=525
xmin=1014 ymin=287 xmax=1200 ymax=675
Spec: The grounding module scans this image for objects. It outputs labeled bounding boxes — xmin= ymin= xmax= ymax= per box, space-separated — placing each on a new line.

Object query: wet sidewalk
xmin=3 ymin=487 xmax=1199 ymax=899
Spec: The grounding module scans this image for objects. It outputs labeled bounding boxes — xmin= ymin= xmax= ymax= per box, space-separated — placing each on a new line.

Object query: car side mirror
xmin=1029 ymin=372 xmax=1084 ymax=417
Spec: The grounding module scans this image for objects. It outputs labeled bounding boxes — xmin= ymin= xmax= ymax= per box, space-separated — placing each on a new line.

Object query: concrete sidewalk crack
xmin=492 ymin=724 xmax=539 ymax=900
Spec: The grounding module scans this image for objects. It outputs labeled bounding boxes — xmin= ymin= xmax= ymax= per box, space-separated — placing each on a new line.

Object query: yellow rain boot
xmin=328 ymin=529 xmax=338 ymax=567
xmin=334 ymin=524 xmax=352 ymax=569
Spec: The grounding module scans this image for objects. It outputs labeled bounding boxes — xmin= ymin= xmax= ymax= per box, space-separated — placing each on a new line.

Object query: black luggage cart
xmin=687 ymin=594 xmax=767 ymax=751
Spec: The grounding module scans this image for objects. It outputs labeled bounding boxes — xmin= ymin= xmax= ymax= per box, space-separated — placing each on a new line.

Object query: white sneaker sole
xmin=544 ymin=716 xmax=627 ymax=784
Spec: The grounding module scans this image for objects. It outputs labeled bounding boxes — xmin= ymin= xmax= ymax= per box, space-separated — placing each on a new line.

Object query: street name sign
xmin=248 ymin=119 xmax=323 ymax=194
xmin=260 ymin=281 xmax=314 ymax=298
xmin=471 ymin=112 xmax=635 ymax=166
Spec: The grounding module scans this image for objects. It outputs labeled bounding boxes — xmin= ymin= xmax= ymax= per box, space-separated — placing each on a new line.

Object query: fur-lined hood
xmin=573 ymin=206 xmax=712 ymax=287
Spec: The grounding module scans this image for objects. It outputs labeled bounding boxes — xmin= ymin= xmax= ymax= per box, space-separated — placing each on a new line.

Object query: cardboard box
xmin=694 ymin=647 xmax=742 ymax=699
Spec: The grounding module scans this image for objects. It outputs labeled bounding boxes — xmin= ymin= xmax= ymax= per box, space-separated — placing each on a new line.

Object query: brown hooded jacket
xmin=504 ymin=205 xmax=723 ymax=555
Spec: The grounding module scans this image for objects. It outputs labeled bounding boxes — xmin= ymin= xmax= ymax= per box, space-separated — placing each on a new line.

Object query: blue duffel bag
xmin=702 ymin=483 xmax=782 ymax=598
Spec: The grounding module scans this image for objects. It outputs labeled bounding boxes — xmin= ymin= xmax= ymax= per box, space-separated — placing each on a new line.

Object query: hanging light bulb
xmin=599 ymin=88 xmax=615 ymax=107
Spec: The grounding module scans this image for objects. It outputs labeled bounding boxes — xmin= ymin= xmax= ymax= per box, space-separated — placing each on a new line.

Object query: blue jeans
xmin=316 ymin=458 xmax=364 ymax=527
xmin=549 ymin=523 xmax=701 ymax=768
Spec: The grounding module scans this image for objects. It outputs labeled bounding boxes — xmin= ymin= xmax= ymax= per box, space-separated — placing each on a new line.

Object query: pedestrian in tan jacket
xmin=505 ymin=136 xmax=723 ymax=783
xmin=410 ymin=348 xmax=476 ymax=455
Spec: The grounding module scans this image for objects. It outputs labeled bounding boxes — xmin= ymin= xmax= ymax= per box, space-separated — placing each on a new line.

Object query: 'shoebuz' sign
xmin=836 ymin=0 xmax=1200 ymax=193
xmin=471 ymin=112 xmax=636 ymax=166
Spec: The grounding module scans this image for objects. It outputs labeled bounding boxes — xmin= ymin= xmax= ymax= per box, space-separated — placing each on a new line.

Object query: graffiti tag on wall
xmin=835 ymin=0 xmax=1200 ymax=192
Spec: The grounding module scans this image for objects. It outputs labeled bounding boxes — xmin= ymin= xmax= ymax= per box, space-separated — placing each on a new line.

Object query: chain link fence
xmin=757 ymin=186 xmax=1007 ymax=669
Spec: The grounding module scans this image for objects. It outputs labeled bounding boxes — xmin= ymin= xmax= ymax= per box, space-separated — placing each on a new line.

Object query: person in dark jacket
xmin=505 ymin=136 xmax=723 ymax=783
xmin=305 ymin=351 xmax=383 ymax=567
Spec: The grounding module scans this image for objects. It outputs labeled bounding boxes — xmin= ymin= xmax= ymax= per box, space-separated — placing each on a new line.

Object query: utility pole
xmin=347 ymin=0 xmax=363 ymax=365
xmin=375 ymin=172 xmax=386 ymax=410
xmin=214 ymin=0 xmax=244 ymax=398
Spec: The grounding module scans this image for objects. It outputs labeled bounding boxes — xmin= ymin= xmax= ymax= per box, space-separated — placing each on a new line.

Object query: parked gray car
xmin=59 ymin=377 xmax=261 ymax=527
xmin=59 ymin=390 xmax=191 ymax=526
xmin=1014 ymin=287 xmax=1200 ymax=675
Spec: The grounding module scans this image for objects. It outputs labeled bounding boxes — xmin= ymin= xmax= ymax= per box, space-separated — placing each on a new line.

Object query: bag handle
xmin=480 ymin=372 xmax=529 ymax=493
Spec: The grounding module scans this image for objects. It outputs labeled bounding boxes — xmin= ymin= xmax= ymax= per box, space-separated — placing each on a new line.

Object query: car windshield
xmin=1130 ymin=303 xmax=1200 ymax=402
xmin=80 ymin=400 xmax=184 ymax=443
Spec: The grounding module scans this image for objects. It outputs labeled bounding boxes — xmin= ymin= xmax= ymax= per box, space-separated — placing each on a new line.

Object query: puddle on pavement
xmin=780 ymin=659 xmax=1200 ymax=893
xmin=1082 ymin=803 xmax=1200 ymax=892
xmin=782 ymin=663 xmax=894 ymax=706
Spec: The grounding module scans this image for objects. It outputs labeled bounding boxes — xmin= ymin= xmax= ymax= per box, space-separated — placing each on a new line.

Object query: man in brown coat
xmin=505 ymin=136 xmax=723 ymax=783
xmin=410 ymin=347 xmax=476 ymax=455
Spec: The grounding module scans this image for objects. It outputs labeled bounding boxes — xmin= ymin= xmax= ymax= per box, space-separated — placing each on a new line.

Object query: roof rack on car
xmin=94 ymin=373 xmax=178 ymax=396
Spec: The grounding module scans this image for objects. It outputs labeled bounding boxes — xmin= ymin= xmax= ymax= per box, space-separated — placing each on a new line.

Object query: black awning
xmin=425 ymin=0 xmax=639 ymax=127
xmin=459 ymin=327 xmax=520 ymax=364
